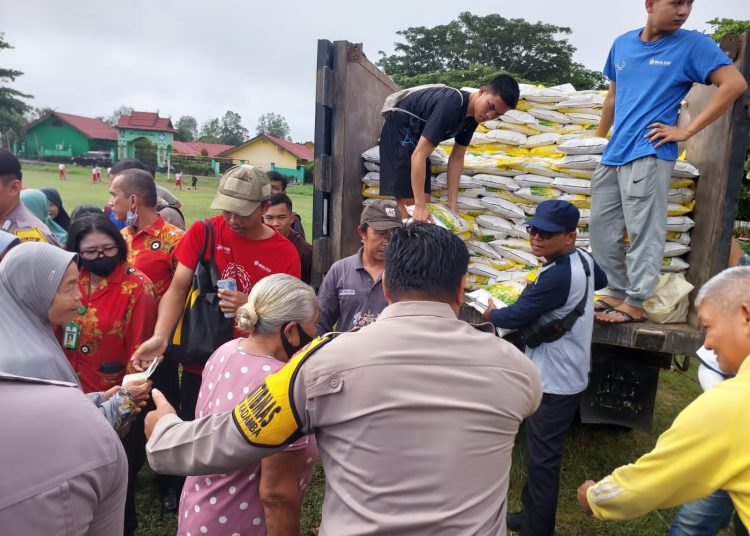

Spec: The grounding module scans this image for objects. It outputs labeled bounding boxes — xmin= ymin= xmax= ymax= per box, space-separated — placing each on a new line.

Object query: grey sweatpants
xmin=589 ymin=156 xmax=675 ymax=308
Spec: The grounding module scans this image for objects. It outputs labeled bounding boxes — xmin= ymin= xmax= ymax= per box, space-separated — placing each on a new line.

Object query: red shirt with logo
xmin=174 ymin=215 xmax=301 ymax=374
xmin=63 ymin=263 xmax=158 ymax=393
xmin=122 ymin=216 xmax=184 ymax=300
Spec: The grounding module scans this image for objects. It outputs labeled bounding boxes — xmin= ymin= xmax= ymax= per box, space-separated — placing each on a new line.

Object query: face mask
xmin=80 ymin=256 xmax=120 ymax=277
xmin=126 ymin=209 xmax=137 ymax=227
xmin=280 ymin=322 xmax=314 ymax=359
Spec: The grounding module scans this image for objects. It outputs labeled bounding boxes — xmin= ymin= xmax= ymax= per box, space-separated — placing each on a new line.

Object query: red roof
xmin=265 ymin=134 xmax=313 ymax=161
xmin=220 ymin=134 xmax=312 ymax=161
xmin=172 ymin=141 xmax=235 ymax=158
xmin=117 ymin=112 xmax=177 ymax=133
xmin=26 ymin=112 xmax=118 ymax=141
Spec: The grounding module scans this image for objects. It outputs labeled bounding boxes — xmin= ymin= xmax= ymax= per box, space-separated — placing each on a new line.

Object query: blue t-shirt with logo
xmin=601 ymin=29 xmax=733 ymax=166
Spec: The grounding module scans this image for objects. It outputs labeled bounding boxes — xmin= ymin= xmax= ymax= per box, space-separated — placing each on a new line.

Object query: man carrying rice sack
xmin=379 ymin=76 xmax=520 ymax=222
xmin=590 ymin=0 xmax=746 ymax=324
xmin=482 ymin=200 xmax=608 ymax=536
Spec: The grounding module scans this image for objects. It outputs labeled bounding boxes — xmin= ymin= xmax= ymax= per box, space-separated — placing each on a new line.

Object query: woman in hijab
xmin=0 ymin=230 xmax=20 ymax=262
xmin=41 ymin=187 xmax=71 ymax=231
xmin=19 ymin=189 xmax=68 ymax=244
xmin=0 ymin=241 xmax=149 ymax=429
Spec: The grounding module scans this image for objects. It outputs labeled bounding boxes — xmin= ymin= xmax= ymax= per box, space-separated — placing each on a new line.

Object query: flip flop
xmin=594 ymin=300 xmax=615 ymax=313
xmin=596 ymin=309 xmax=646 ymax=324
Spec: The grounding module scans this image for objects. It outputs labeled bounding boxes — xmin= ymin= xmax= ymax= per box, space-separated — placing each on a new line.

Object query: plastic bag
xmin=643 ymin=273 xmax=694 ymax=323
xmin=557 ymin=137 xmax=609 ymax=155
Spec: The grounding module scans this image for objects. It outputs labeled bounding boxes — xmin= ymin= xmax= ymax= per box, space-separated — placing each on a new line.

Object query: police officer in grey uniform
xmin=146 ymin=223 xmax=542 ymax=535
xmin=0 ymin=372 xmax=128 ymax=535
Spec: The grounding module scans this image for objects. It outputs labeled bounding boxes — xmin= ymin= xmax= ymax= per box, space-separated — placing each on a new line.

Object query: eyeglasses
xmin=79 ymin=245 xmax=119 ymax=260
xmin=526 ymin=226 xmax=562 ymax=240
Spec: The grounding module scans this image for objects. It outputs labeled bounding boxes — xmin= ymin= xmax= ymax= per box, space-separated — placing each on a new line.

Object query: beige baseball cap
xmin=210 ymin=165 xmax=271 ymax=216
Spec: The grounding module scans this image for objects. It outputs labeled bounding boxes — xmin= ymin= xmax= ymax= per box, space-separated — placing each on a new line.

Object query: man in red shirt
xmin=110 ymin=169 xmax=184 ymax=300
xmin=132 ymin=164 xmax=301 ymax=422
xmin=110 ymin=167 xmax=185 ymax=511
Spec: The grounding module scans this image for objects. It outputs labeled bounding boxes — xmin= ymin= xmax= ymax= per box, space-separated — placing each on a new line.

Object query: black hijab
xmin=41 ymin=187 xmax=71 ymax=231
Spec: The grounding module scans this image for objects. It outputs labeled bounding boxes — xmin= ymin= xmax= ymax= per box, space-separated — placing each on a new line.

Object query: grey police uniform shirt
xmin=148 ymin=300 xmax=543 ymax=535
xmin=0 ymin=372 xmax=128 ymax=536
xmin=1 ymin=203 xmax=61 ymax=247
xmin=316 ymin=247 xmax=388 ymax=335
xmin=491 ymin=249 xmax=607 ymax=395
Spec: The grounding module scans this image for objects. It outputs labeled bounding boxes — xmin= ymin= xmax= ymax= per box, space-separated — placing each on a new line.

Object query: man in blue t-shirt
xmin=379 ymin=75 xmax=519 ymax=222
xmin=591 ymin=0 xmax=747 ymax=324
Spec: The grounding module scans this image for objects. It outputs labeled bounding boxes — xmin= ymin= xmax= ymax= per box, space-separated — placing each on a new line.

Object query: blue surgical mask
xmin=126 ymin=209 xmax=137 ymax=227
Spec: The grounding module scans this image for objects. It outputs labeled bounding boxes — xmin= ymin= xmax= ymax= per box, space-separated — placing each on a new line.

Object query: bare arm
xmin=646 ymin=65 xmax=748 ymax=148
xmin=595 ymin=81 xmax=616 ymax=138
xmin=260 ymin=449 xmax=308 ymax=536
xmin=410 ymin=135 xmax=437 ymax=222
xmin=446 ymin=143 xmax=468 ymax=212
xmin=130 ymin=262 xmax=193 ymax=370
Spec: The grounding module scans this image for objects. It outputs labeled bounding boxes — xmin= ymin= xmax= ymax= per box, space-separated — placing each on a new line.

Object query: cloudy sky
xmin=2 ymin=0 xmax=746 ymax=142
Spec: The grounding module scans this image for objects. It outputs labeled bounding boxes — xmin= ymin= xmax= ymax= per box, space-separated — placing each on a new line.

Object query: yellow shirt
xmin=588 ymin=356 xmax=750 ymax=526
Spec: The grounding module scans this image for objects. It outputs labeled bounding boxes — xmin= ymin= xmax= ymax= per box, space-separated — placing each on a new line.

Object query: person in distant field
xmin=267 ymin=170 xmax=306 ymax=239
xmin=316 ymin=199 xmax=401 ymax=335
xmin=92 ymin=165 xmax=98 ymax=183
xmin=107 ymin=167 xmax=112 ymax=182
xmin=175 ymin=171 xmax=182 ymax=191
xmin=590 ymin=0 xmax=747 ymax=324
xmin=58 ymin=162 xmax=66 ymax=180
xmin=379 ymin=75 xmax=520 ymax=221
xmin=264 ymin=193 xmax=312 ymax=284
xmin=0 ymin=150 xmax=61 ymax=246
xmin=191 ymin=175 xmax=197 ymax=190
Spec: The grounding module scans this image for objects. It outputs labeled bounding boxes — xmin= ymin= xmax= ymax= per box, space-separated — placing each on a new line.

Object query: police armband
xmin=232 ymin=333 xmax=336 ymax=447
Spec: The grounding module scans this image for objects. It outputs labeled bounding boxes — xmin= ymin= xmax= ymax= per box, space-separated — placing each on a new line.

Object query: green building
xmin=116 ymin=112 xmax=176 ymax=169
xmin=21 ymin=112 xmax=117 ymax=159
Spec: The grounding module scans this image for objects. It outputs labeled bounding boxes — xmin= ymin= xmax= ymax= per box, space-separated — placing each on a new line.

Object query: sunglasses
xmin=526 ymin=226 xmax=563 ymax=240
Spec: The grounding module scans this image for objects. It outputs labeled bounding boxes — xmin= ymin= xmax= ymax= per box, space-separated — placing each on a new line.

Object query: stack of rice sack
xmin=361 ymin=83 xmax=698 ymax=302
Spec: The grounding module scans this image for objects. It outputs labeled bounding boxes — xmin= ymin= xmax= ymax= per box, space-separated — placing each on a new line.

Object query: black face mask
xmin=280 ymin=322 xmax=314 ymax=359
xmin=79 ymin=256 xmax=120 ymax=277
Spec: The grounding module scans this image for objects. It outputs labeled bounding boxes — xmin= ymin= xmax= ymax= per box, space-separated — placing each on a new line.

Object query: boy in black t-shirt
xmin=379 ymin=75 xmax=520 ymax=221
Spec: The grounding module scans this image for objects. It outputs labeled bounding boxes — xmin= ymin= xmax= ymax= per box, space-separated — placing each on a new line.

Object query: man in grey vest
xmin=146 ymin=223 xmax=542 ymax=535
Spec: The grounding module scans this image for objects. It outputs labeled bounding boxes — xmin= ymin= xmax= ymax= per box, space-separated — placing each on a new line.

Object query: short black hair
xmin=115 ymin=168 xmax=158 ymax=207
xmin=385 ymin=223 xmax=469 ymax=302
xmin=0 ymin=149 xmax=22 ymax=183
xmin=268 ymin=193 xmax=293 ymax=211
xmin=266 ymin=171 xmax=288 ymax=191
xmin=486 ymin=74 xmax=520 ymax=110
xmin=110 ymin=158 xmax=148 ymax=176
xmin=70 ymin=204 xmax=104 ymax=222
xmin=65 ymin=212 xmax=128 ymax=265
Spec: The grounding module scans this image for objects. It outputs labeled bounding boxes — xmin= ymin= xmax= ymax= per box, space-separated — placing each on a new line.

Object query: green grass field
xmin=19 ymin=162 xmax=313 ymax=238
xmin=19 ymin=162 xmax=729 ymax=535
